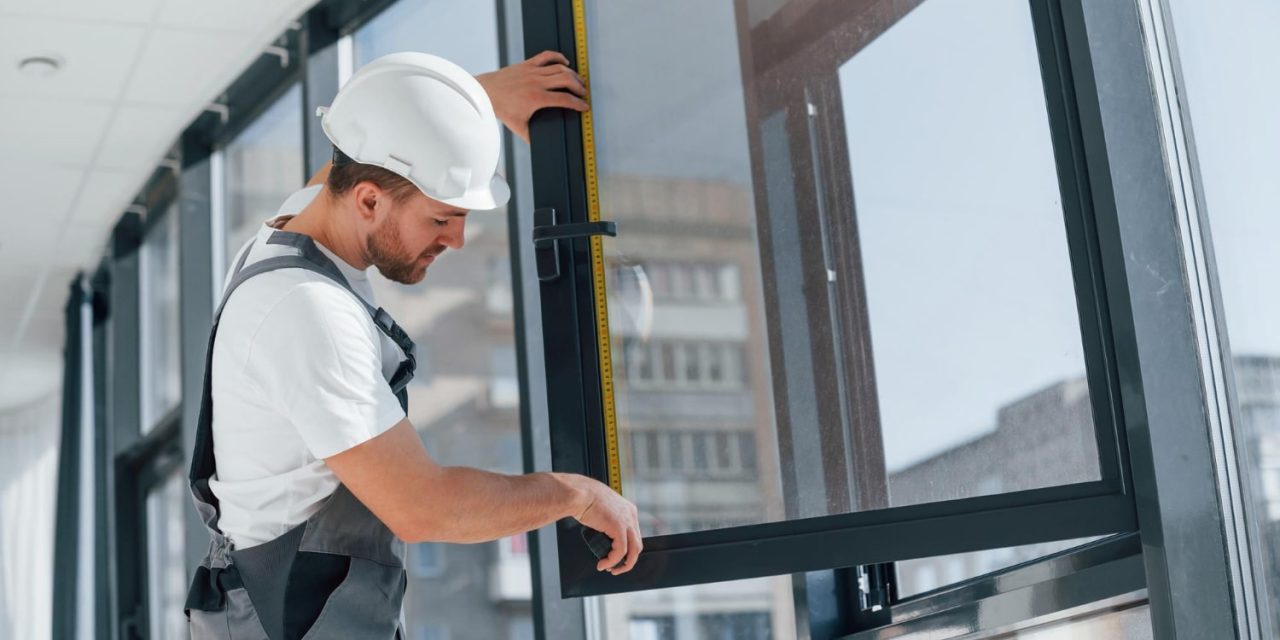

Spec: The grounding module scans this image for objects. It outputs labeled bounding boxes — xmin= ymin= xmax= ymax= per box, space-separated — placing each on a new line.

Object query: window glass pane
xmin=140 ymin=207 xmax=181 ymax=430
xmin=896 ymin=536 xmax=1103 ymax=598
xmin=993 ymin=603 xmax=1152 ymax=639
xmin=589 ymin=0 xmax=1100 ymax=538
xmin=1166 ymin=0 xmax=1280 ymax=634
xmin=596 ymin=576 xmax=794 ymax=640
xmin=147 ymin=469 xmax=187 ymax=640
xmin=223 ymin=83 xmax=304 ymax=268
xmin=353 ymin=0 xmax=498 ymax=73
xmin=354 ymin=2 xmax=530 ymax=639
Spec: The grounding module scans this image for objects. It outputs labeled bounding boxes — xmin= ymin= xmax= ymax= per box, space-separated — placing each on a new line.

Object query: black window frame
xmin=524 ymin=0 xmax=1143 ymax=599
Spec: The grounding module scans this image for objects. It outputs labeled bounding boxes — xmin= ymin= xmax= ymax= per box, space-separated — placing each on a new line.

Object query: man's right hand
xmin=571 ymin=476 xmax=644 ymax=575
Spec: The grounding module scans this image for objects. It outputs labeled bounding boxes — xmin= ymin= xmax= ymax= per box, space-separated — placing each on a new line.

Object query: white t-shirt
xmin=209 ymin=186 xmax=407 ymax=549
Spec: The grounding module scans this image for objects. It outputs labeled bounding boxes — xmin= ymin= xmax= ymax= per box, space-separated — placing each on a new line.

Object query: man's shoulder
xmin=222 ymin=269 xmax=372 ymax=334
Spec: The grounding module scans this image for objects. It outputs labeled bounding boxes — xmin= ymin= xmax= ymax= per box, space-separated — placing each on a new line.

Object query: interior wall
xmin=0 ymin=391 xmax=61 ymax=640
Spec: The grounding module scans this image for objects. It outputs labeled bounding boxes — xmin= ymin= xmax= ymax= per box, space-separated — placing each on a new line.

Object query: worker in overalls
xmin=185 ymin=51 xmax=642 ymax=639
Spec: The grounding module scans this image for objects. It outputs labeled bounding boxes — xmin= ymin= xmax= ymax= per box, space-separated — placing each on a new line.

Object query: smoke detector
xmin=18 ymin=55 xmax=63 ymax=78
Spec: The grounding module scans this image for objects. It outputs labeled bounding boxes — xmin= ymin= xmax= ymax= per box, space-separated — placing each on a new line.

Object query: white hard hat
xmin=317 ymin=52 xmax=510 ymax=211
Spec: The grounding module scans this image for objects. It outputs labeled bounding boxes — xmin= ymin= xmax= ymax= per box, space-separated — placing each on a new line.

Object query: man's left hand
xmin=477 ymin=50 xmax=589 ymax=143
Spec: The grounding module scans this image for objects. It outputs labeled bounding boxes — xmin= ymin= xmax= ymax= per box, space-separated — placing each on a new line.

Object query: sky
xmin=1167 ymin=0 xmax=1280 ymax=358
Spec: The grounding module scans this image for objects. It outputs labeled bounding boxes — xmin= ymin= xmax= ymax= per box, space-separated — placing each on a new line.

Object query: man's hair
xmin=326 ymin=160 xmax=419 ymax=203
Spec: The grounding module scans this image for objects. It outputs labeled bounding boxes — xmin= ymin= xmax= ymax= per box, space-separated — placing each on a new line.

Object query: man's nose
xmin=444 ymin=220 xmax=466 ymax=249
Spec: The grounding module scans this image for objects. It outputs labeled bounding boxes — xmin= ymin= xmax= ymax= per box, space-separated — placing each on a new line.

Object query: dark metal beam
xmin=504 ymin=0 xmax=587 ymax=637
xmin=564 ymin=488 xmax=1134 ymax=596
xmin=178 ymin=150 xmax=216 ymax=573
xmin=1055 ymin=0 xmax=1242 ymax=636
xmin=51 ymin=276 xmax=86 ymax=640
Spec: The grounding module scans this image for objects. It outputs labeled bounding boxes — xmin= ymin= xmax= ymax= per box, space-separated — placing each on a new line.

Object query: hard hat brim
xmin=435 ymin=173 xmax=511 ymax=212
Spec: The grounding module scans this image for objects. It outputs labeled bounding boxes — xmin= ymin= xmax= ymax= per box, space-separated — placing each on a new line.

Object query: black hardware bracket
xmin=532 ymin=207 xmax=617 ymax=281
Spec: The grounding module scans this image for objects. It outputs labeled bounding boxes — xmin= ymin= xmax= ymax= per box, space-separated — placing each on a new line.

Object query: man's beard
xmin=366 ymin=220 xmax=438 ymax=284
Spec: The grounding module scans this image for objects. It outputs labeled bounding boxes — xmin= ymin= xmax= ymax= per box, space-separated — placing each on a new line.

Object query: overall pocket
xmin=299 ymin=557 xmax=405 ymax=640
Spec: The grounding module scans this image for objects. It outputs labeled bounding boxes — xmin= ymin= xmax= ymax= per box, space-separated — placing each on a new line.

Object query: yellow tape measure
xmin=571 ymin=0 xmax=622 ymax=494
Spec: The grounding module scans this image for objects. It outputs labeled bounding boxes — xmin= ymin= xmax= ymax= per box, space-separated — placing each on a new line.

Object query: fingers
xmin=611 ymin=525 xmax=643 ymax=575
xmin=542 ymin=91 xmax=589 ymax=113
xmin=598 ymin=525 xmax=628 ymax=572
xmin=540 ymin=63 xmax=586 ymax=86
xmin=530 ymin=50 xmax=572 ymax=68
xmin=542 ymin=68 xmax=588 ymax=98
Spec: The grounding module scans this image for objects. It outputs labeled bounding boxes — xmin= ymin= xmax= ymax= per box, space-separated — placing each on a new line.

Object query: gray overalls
xmin=185 ymin=230 xmax=416 ymax=639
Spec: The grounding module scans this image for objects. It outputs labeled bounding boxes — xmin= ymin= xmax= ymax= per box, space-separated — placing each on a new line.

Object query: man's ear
xmin=352 ymin=182 xmax=382 ymax=222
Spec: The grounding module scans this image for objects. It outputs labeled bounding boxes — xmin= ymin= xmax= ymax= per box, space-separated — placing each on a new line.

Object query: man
xmin=185 ymin=51 xmax=641 ymax=639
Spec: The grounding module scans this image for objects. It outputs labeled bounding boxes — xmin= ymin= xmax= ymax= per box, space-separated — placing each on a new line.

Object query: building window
xmin=622 ymin=340 xmax=747 ymax=391
xmin=619 ymin=262 xmax=743 ymax=303
xmin=629 ymin=429 xmax=758 ymax=480
xmin=410 ymin=543 xmax=444 ymax=578
xmin=628 ymin=616 xmax=675 ymax=640
xmin=413 ymin=624 xmax=448 ymax=640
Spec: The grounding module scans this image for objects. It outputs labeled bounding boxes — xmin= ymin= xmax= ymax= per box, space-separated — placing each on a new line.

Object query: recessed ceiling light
xmin=18 ymin=55 xmax=63 ymax=78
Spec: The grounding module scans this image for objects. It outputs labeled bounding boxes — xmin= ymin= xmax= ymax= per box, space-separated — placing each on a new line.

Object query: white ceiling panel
xmin=70 ymin=168 xmax=145 ymax=225
xmin=0 ymin=97 xmax=112 ymax=166
xmin=158 ymin=0 xmax=297 ymax=32
xmin=0 ymin=16 xmax=146 ymax=101
xmin=0 ymin=226 xmax=62 ymax=272
xmin=0 ymin=0 xmax=162 ymax=25
xmin=125 ymin=29 xmax=255 ymax=105
xmin=98 ymin=104 xmax=187 ymax=169
xmin=58 ymin=225 xmax=113 ymax=270
xmin=0 ymin=162 xmax=85 ymax=220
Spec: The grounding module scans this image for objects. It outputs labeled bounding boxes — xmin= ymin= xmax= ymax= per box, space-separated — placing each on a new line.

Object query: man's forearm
xmin=408 ymin=467 xmax=591 ymax=544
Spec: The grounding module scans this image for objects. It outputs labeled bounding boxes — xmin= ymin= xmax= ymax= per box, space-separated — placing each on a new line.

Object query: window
xmin=139 ymin=206 xmax=181 ymax=431
xmin=222 ymin=83 xmax=304 ymax=272
xmin=896 ymin=536 xmax=1103 ymax=599
xmin=621 ymin=340 xmax=746 ymax=391
xmin=601 ymin=577 xmax=790 ymax=640
xmin=413 ymin=624 xmax=448 ymax=640
xmin=1166 ymin=0 xmax=1280 ymax=634
xmin=586 ymin=0 xmax=1104 ymax=535
xmin=146 ymin=470 xmax=187 ymax=640
xmin=992 ymin=603 xmax=1151 ymax=639
xmin=411 ymin=543 xmax=444 ymax=578
xmin=530 ymin=0 xmax=1132 ymax=597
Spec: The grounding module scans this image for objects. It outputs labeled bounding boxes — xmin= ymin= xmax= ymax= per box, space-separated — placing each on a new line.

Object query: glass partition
xmin=146 ymin=470 xmax=188 ymax=640
xmin=222 ymin=83 xmax=305 ymax=270
xmin=139 ymin=207 xmax=181 ymax=431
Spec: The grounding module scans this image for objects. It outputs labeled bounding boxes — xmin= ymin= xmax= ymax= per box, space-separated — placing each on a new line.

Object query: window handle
xmin=532 ymin=207 xmax=617 ymax=281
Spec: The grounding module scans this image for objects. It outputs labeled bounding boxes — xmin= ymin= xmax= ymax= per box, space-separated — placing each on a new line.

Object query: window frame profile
xmin=523 ymin=0 xmax=1145 ymax=599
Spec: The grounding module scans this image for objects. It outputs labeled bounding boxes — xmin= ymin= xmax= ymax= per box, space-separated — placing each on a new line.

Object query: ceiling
xmin=0 ymin=0 xmax=319 ymax=410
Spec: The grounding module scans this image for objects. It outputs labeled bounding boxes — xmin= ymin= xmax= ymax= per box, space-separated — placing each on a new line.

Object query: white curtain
xmin=0 ymin=391 xmax=60 ymax=640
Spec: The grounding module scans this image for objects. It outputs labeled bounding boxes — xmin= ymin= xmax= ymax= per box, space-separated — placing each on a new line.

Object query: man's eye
xmin=433 ymin=218 xmax=449 ymax=227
